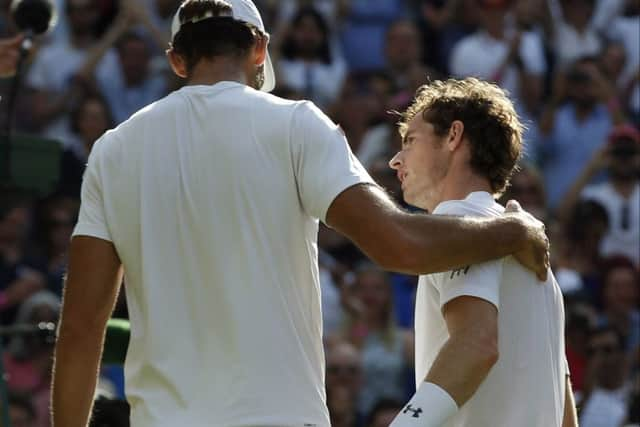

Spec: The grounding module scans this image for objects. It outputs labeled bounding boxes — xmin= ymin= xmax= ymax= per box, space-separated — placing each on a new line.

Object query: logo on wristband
xmin=402 ymin=404 xmax=423 ymax=418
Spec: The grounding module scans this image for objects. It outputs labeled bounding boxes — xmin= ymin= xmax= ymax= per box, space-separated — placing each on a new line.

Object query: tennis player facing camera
xmin=389 ymin=78 xmax=578 ymax=427
xmin=52 ymin=1 xmax=551 ymax=426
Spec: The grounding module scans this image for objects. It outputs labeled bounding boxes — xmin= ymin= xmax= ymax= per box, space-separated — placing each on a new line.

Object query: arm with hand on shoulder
xmin=327 ymin=184 xmax=549 ymax=280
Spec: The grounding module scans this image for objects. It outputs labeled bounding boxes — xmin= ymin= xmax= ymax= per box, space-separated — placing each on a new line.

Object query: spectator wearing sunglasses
xmin=579 ymin=326 xmax=634 ymax=427
xmin=557 ymin=124 xmax=640 ymax=267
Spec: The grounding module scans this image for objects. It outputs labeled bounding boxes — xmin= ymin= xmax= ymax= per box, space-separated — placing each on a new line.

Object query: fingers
xmin=505 ymin=199 xmax=522 ymax=213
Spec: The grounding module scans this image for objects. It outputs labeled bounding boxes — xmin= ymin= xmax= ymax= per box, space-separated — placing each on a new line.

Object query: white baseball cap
xmin=170 ymin=0 xmax=276 ymax=92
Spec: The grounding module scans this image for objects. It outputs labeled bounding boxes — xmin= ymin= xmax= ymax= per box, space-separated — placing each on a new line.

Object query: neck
xmin=430 ymin=169 xmax=493 ymax=212
xmin=187 ymin=57 xmax=248 ymax=87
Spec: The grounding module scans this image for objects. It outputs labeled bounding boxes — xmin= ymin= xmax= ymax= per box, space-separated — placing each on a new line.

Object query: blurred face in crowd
xmin=608 ymin=138 xmax=640 ymax=181
xmin=355 ymin=269 xmax=393 ymax=320
xmin=24 ymin=303 xmax=59 ymax=356
xmin=504 ymin=167 xmax=546 ymax=220
xmin=291 ymin=13 xmax=325 ymax=59
xmin=385 ymin=21 xmax=421 ymax=71
xmin=477 ymin=0 xmax=510 ymax=35
xmin=389 ymin=114 xmax=451 ymax=211
xmin=589 ymin=330 xmax=628 ymax=389
xmin=326 ymin=342 xmax=362 ymax=395
xmin=76 ymin=98 xmax=110 ymax=147
xmin=566 ymin=61 xmax=600 ymax=108
xmin=600 ymin=42 xmax=627 ymax=83
xmin=67 ymin=0 xmax=99 ymax=37
xmin=119 ymin=37 xmax=151 ymax=86
xmin=561 ymin=0 xmax=595 ymax=27
xmin=47 ymin=208 xmax=75 ymax=254
xmin=603 ymin=266 xmax=639 ymax=314
xmin=0 ymin=206 xmax=30 ymax=245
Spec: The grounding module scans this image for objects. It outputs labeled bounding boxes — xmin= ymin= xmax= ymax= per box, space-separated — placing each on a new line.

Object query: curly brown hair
xmin=398 ymin=78 xmax=524 ymax=196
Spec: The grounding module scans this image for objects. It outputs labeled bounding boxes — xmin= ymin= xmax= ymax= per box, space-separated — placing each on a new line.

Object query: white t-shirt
xmin=581 ymin=181 xmax=640 ymax=266
xmin=414 ymin=192 xmax=567 ymax=427
xmin=73 ymin=81 xmax=374 ymax=427
xmin=449 ymin=30 xmax=546 ymax=107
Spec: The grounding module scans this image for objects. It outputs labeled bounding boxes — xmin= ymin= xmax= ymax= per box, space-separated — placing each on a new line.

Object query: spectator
xmin=8 ymin=392 xmax=36 ymax=427
xmin=580 ymin=327 xmax=634 ymax=427
xmin=548 ymin=0 xmax=602 ymax=69
xmin=384 ymin=20 xmax=428 ymax=92
xmin=339 ymin=0 xmax=407 ymax=71
xmin=58 ymin=93 xmax=114 ymax=199
xmin=557 ymin=125 xmax=639 ymax=265
xmin=4 ymin=291 xmax=60 ymax=427
xmin=25 ymin=0 xmax=121 ymax=143
xmin=597 ymin=256 xmax=640 ymax=354
xmin=499 ymin=163 xmax=548 ymax=221
xmin=325 ymin=340 xmax=363 ymax=427
xmin=564 ymin=304 xmax=597 ymax=398
xmin=538 ymin=56 xmax=623 ymax=209
xmin=449 ymin=0 xmax=547 ymax=118
xmin=555 ymin=199 xmax=609 ymax=299
xmin=0 ymin=201 xmax=45 ymax=326
xmin=98 ymin=30 xmax=168 ymax=124
xmin=277 ymin=7 xmax=347 ymax=109
xmin=334 ymin=263 xmax=413 ymax=417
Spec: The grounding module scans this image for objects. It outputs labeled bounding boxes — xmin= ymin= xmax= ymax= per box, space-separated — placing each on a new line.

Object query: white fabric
xmin=449 ymin=30 xmax=546 ymax=105
xmin=581 ymin=182 xmax=640 ymax=266
xmin=551 ymin=17 xmax=602 ymax=69
xmin=170 ymin=0 xmax=275 ymax=92
xmin=277 ymin=58 xmax=347 ymax=109
xmin=73 ymin=81 xmax=373 ymax=427
xmin=414 ymin=192 xmax=567 ymax=427
xmin=390 ymin=382 xmax=458 ymax=427
xmin=580 ymin=388 xmax=628 ymax=427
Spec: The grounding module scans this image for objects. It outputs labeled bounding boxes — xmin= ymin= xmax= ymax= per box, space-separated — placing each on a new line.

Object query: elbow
xmin=474 ymin=334 xmax=499 ymax=370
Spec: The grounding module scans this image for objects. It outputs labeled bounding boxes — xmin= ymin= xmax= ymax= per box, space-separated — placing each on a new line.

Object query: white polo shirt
xmin=414 ymin=192 xmax=567 ymax=427
xmin=73 ymin=81 xmax=374 ymax=427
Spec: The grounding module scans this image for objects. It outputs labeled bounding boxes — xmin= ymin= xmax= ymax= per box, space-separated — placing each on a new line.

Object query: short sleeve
xmin=431 ymin=260 xmax=504 ymax=310
xmin=290 ymin=101 xmax=374 ymax=222
xmin=72 ymin=138 xmax=112 ymax=241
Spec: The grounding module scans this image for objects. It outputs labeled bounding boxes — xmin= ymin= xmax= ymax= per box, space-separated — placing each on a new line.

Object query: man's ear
xmin=447 ymin=120 xmax=465 ymax=151
xmin=166 ymin=48 xmax=188 ymax=79
xmin=252 ymin=35 xmax=268 ymax=67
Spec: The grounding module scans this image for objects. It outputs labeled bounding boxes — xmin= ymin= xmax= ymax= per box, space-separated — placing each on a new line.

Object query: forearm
xmin=425 ymin=335 xmax=497 ymax=406
xmin=392 ymin=213 xmax=525 ymax=275
xmin=562 ymin=376 xmax=579 ymax=427
xmin=52 ymin=324 xmax=106 ymax=427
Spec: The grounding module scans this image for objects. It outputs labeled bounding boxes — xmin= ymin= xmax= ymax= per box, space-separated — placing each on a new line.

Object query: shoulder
xmin=433 ymin=197 xmax=504 ymax=218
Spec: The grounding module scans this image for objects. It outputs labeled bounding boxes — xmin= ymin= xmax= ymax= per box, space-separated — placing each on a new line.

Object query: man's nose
xmin=388 ymin=152 xmax=402 ymax=170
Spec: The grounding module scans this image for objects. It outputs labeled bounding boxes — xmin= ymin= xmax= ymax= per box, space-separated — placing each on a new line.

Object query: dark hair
xmin=8 ymin=392 xmax=36 ymax=420
xmin=399 ymin=78 xmax=523 ymax=195
xmin=70 ymin=93 xmax=114 ymax=135
xmin=566 ymin=199 xmax=609 ymax=242
xmin=116 ymin=30 xmax=150 ymax=53
xmin=171 ymin=0 xmax=260 ymax=73
xmin=589 ymin=325 xmax=627 ymax=351
xmin=281 ymin=7 xmax=332 ymax=64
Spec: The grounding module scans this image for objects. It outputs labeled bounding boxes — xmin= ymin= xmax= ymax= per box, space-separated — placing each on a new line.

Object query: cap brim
xmin=261 ymin=51 xmax=275 ymax=92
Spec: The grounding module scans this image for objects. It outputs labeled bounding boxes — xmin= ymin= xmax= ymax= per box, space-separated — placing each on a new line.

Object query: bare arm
xmin=326 ymin=184 xmax=549 ymax=279
xmin=426 ymin=296 xmax=498 ymax=406
xmin=51 ymin=236 xmax=123 ymax=427
xmin=563 ymin=376 xmax=579 ymax=427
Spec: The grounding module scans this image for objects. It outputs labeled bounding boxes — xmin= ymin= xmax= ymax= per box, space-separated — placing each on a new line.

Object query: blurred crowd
xmin=0 ymin=0 xmax=639 ymax=426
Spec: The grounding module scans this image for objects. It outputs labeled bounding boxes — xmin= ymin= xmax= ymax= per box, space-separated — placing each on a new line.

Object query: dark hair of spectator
xmin=366 ymin=398 xmax=405 ymax=426
xmin=116 ymin=30 xmax=151 ymax=53
xmin=589 ymin=325 xmax=627 ymax=351
xmin=70 ymin=93 xmax=115 ymax=135
xmin=565 ymin=199 xmax=609 ymax=243
xmin=170 ymin=0 xmax=261 ymax=74
xmin=281 ymin=7 xmax=332 ymax=64
xmin=8 ymin=392 xmax=36 ymax=420
xmin=398 ymin=78 xmax=523 ymax=195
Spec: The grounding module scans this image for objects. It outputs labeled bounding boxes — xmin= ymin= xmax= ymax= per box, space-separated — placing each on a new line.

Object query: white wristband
xmin=389 ymin=382 xmax=458 ymax=427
